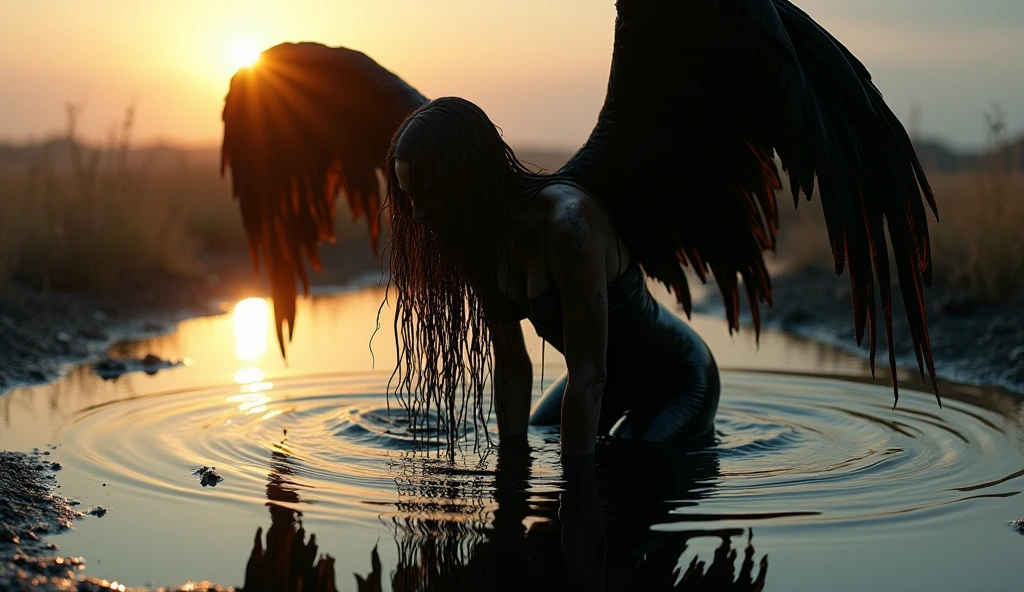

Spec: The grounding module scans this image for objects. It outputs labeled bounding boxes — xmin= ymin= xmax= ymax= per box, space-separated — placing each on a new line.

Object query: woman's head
xmin=379 ymin=97 xmax=548 ymax=454
xmin=387 ymin=96 xmax=528 ymax=235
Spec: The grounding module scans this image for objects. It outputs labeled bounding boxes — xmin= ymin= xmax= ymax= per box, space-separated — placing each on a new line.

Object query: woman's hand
xmin=560 ymin=453 xmax=608 ymax=591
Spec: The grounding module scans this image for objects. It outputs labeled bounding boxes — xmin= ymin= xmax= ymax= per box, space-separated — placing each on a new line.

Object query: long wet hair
xmin=380 ymin=97 xmax=557 ymax=454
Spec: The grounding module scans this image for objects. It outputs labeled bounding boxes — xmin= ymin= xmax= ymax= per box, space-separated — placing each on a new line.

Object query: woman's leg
xmin=527 ymin=339 xmax=721 ymax=445
xmin=608 ymin=345 xmax=720 ymax=445
xmin=527 ymin=372 xmax=568 ymax=426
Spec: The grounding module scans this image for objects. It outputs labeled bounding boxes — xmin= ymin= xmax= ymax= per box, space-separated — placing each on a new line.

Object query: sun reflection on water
xmin=233 ymin=297 xmax=270 ymax=364
xmin=231 ymin=297 xmax=274 ymax=414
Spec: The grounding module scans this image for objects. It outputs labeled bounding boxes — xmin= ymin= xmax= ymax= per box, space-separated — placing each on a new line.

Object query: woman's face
xmin=394 ymin=159 xmax=440 ymax=233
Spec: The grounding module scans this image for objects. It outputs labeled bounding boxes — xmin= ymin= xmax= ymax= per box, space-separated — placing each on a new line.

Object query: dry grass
xmin=1 ymin=105 xmax=200 ymax=292
xmin=7 ymin=104 xmax=1017 ymax=304
xmin=777 ymin=118 xmax=1024 ymax=304
xmin=0 ymin=105 xmax=391 ymax=293
xmin=928 ymin=167 xmax=1024 ymax=302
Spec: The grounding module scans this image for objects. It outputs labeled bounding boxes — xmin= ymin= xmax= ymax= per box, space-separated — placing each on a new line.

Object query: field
xmin=0 ymin=108 xmax=383 ymax=293
xmin=2 ymin=110 xmax=1021 ymax=303
xmin=777 ymin=130 xmax=1024 ymax=304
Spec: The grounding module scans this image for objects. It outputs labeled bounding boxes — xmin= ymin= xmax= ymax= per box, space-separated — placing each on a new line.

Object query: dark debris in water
xmin=92 ymin=354 xmax=182 ymax=381
xmin=1009 ymin=518 xmax=1024 ymax=534
xmin=191 ymin=466 xmax=224 ymax=488
xmin=85 ymin=507 xmax=107 ymax=519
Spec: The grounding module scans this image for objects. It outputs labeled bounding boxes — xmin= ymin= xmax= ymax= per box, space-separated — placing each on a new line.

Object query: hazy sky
xmin=1 ymin=0 xmax=1021 ymax=151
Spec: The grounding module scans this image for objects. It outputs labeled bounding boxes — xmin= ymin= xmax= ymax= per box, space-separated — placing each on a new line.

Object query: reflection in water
xmin=231 ymin=297 xmax=277 ymax=417
xmin=244 ymin=439 xmax=338 ymax=592
xmin=372 ymin=441 xmax=767 ymax=591
xmin=242 ymin=437 xmax=767 ymax=591
xmin=234 ymin=297 xmax=271 ymax=364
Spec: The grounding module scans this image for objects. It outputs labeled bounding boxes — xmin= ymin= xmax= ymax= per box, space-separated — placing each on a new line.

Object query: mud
xmin=0 ymin=450 xmax=85 ymax=590
xmin=0 ymin=265 xmax=242 ymax=396
xmin=91 ymin=354 xmax=183 ymax=381
xmin=694 ymin=264 xmax=1024 ymax=395
xmin=0 ymin=247 xmax=385 ymax=397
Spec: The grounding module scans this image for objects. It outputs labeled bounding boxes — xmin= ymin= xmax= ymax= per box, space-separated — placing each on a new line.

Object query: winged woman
xmin=221 ymin=0 xmax=940 ymax=459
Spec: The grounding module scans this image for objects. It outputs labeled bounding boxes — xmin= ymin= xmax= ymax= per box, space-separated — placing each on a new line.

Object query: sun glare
xmin=233 ymin=297 xmax=269 ymax=363
xmin=229 ymin=39 xmax=262 ymax=69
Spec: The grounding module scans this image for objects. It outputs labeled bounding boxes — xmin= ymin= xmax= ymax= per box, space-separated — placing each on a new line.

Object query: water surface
xmin=2 ymin=283 xmax=1022 ymax=591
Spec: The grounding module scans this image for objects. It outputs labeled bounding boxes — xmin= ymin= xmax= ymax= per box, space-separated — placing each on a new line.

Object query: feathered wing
xmin=559 ymin=0 xmax=940 ymax=404
xmin=221 ymin=42 xmax=428 ymax=355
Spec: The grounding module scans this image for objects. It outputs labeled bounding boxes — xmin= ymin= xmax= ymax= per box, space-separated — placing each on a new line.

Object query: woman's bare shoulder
xmin=538 ymin=183 xmax=612 ymax=239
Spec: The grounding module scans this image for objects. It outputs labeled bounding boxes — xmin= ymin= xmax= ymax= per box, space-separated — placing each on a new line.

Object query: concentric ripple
xmin=51 ymin=368 xmax=1024 ymax=536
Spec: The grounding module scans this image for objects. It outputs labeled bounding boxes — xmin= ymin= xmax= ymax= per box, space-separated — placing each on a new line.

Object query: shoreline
xmin=0 ymin=256 xmax=254 ymax=397
xmin=693 ymin=264 xmax=1024 ymax=396
xmin=4 ymin=257 xmax=1020 ymax=400
xmin=0 ymin=247 xmax=386 ymax=397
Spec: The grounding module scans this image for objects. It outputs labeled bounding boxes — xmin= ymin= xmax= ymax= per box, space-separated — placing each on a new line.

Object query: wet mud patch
xmin=0 ymin=451 xmax=231 ymax=591
xmin=694 ymin=264 xmax=1024 ymax=395
xmin=91 ymin=354 xmax=184 ymax=381
xmin=0 ymin=450 xmax=85 ymax=590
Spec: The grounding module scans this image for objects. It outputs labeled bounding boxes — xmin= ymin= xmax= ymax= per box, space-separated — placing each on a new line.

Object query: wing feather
xmin=560 ymin=0 xmax=940 ymax=402
xmin=221 ymin=42 xmax=427 ymax=355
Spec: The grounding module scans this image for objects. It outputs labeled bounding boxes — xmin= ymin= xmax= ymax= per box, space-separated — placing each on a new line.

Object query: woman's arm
xmin=548 ymin=198 xmax=610 ymax=457
xmin=489 ymin=316 xmax=534 ymax=439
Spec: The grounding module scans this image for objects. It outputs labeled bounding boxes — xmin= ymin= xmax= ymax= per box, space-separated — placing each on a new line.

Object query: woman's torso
xmin=491 ymin=182 xmax=711 ymax=387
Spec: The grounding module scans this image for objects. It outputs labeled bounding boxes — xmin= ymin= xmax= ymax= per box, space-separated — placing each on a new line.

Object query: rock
xmin=780 ymin=307 xmax=813 ymax=328
xmin=192 ymin=466 xmax=224 ymax=488
xmin=141 ymin=353 xmax=162 ymax=366
xmin=92 ymin=357 xmax=128 ymax=380
xmin=143 ymin=321 xmax=164 ymax=332
xmin=77 ymin=327 xmax=109 ymax=341
xmin=94 ymin=358 xmax=126 ymax=372
xmin=87 ymin=506 xmax=108 ymax=518
xmin=937 ymin=295 xmax=978 ymax=317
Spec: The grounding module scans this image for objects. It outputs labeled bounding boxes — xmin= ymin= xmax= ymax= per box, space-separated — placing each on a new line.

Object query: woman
xmin=384 ymin=97 xmax=720 ymax=458
xmin=222 ymin=3 xmax=941 ymax=461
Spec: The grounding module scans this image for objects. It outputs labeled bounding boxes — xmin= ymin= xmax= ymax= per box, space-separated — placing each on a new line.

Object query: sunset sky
xmin=2 ymin=0 xmax=1022 ymax=152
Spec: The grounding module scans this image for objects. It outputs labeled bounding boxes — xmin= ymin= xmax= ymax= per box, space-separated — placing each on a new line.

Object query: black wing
xmin=559 ymin=0 xmax=939 ymax=404
xmin=221 ymin=42 xmax=427 ymax=355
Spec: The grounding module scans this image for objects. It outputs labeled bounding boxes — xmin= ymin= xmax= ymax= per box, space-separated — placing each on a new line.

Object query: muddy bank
xmin=0 ymin=450 xmax=84 ymax=591
xmin=0 ymin=246 xmax=385 ymax=396
xmin=1 ymin=451 xmax=232 ymax=592
xmin=694 ymin=264 xmax=1024 ymax=396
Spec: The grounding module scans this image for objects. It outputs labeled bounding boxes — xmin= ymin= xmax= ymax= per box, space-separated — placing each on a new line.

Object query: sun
xmin=229 ymin=39 xmax=262 ymax=69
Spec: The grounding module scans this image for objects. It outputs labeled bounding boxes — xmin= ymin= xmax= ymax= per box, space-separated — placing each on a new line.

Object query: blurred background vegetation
xmin=776 ymin=104 xmax=1024 ymax=304
xmin=1 ymin=103 xmax=1021 ymax=304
